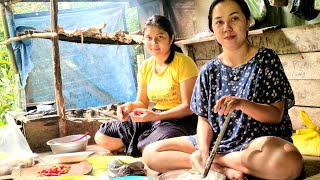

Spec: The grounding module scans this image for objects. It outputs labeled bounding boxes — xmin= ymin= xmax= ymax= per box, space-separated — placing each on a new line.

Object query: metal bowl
xmin=158 ymin=169 xmax=226 ymax=180
xmin=47 ymin=134 xmax=91 ymax=154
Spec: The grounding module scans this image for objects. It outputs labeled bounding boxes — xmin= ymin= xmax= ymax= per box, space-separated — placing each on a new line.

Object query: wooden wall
xmin=176 ymin=23 xmax=320 ymax=130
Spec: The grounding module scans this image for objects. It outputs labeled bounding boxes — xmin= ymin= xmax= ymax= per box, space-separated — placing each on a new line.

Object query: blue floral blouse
xmin=189 ymin=47 xmax=295 ymax=153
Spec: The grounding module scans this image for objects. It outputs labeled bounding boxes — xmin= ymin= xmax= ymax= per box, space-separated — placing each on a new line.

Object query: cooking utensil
xmin=71 ymin=132 xmax=90 ymax=142
xmin=202 ymin=113 xmax=232 ymax=178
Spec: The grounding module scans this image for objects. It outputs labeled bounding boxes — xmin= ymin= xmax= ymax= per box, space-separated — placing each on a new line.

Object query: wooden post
xmin=50 ymin=0 xmax=66 ymax=137
xmin=0 ymin=3 xmax=18 ymax=75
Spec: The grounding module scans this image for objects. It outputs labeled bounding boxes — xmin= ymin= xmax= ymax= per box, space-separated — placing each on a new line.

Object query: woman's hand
xmin=190 ymin=149 xmax=209 ymax=173
xmin=130 ymin=108 xmax=158 ymax=122
xmin=214 ymin=96 xmax=243 ymax=116
xmin=117 ymin=103 xmax=132 ymax=121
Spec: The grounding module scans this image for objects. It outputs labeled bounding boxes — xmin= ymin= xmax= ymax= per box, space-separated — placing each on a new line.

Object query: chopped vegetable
xmin=133 ymin=109 xmax=139 ymax=115
xmin=38 ymin=165 xmax=71 ymax=176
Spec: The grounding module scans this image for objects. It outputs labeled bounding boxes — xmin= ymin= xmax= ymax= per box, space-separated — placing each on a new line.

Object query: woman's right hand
xmin=117 ymin=103 xmax=132 ymax=121
xmin=190 ymin=149 xmax=209 ymax=173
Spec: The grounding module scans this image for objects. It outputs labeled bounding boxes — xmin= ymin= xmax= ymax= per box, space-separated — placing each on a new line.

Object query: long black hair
xmin=143 ymin=15 xmax=182 ymax=64
xmin=208 ymin=0 xmax=251 ymax=32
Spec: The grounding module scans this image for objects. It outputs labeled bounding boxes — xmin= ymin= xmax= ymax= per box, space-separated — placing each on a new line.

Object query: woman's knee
xmin=277 ymin=147 xmax=303 ymax=179
xmin=94 ymin=132 xmax=123 ymax=151
xmin=142 ymin=142 xmax=160 ymax=166
xmin=94 ymin=132 xmax=109 ymax=147
xmin=269 ymin=137 xmax=303 ymax=179
xmin=244 ymin=136 xmax=303 ymax=179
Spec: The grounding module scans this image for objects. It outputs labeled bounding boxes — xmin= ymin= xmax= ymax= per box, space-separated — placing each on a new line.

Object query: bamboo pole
xmin=50 ymin=0 xmax=66 ymax=137
xmin=0 ymin=32 xmax=57 ymax=46
xmin=0 ymin=3 xmax=17 ymax=75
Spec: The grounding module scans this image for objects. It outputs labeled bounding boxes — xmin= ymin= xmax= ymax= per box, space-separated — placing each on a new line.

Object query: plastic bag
xmin=245 ymin=0 xmax=267 ymax=21
xmin=0 ymin=113 xmax=35 ymax=175
xmin=269 ymin=0 xmax=288 ymax=7
xmin=315 ymin=0 xmax=320 ymax=10
xmin=290 ymin=0 xmax=320 ymax=20
xmin=292 ymin=110 xmax=320 ymax=156
xmin=107 ymin=159 xmax=146 ymax=178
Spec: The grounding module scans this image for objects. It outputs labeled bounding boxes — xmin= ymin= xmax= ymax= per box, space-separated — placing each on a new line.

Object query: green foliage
xmin=0 ymin=17 xmax=17 ymax=125
xmin=0 ymin=24 xmax=4 ymax=42
xmin=125 ymin=7 xmax=140 ymax=33
xmin=0 ymin=50 xmax=16 ymax=125
xmin=125 ymin=7 xmax=144 ymax=75
xmin=12 ymin=2 xmax=126 ymax=14
xmin=12 ymin=2 xmax=50 ymax=14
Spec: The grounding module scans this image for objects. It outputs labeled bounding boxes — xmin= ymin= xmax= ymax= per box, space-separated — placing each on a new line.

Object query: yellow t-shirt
xmin=138 ymin=52 xmax=199 ymax=110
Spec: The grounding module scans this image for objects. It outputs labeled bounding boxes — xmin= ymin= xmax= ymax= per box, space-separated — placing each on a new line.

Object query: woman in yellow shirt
xmin=94 ymin=15 xmax=199 ymax=157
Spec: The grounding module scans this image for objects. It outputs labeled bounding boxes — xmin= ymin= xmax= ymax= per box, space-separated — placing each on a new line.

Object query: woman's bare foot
xmin=222 ymin=167 xmax=246 ymax=180
xmin=211 ymin=163 xmax=246 ymax=180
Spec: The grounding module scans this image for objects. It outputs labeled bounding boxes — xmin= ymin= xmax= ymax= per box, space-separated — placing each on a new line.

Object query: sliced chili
xmin=38 ymin=165 xmax=71 ymax=176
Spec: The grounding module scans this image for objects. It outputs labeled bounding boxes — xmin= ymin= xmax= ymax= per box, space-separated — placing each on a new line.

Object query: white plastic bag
xmin=0 ymin=113 xmax=35 ymax=175
xmin=315 ymin=0 xmax=320 ymax=10
xmin=245 ymin=0 xmax=267 ymax=21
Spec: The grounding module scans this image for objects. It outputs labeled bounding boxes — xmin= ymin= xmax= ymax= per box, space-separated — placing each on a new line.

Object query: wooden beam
xmin=1 ymin=32 xmax=141 ymax=45
xmin=248 ymin=24 xmax=320 ymax=55
xmin=280 ymin=52 xmax=320 ymax=80
xmin=57 ymin=34 xmax=142 ymax=45
xmin=0 ymin=32 xmax=57 ymax=46
xmin=50 ymin=0 xmax=66 ymax=137
xmin=177 ymin=24 xmax=320 ymax=55
xmin=289 ymin=80 xmax=320 ymax=107
xmin=159 ymin=0 xmax=164 ymax=16
xmin=0 ymin=3 xmax=18 ymax=75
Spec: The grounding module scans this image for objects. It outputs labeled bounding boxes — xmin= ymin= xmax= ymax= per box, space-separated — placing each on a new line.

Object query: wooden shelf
xmin=12 ymin=30 xmax=144 ymax=46
xmin=175 ymin=26 xmax=280 ymax=45
xmin=57 ymin=34 xmax=142 ymax=45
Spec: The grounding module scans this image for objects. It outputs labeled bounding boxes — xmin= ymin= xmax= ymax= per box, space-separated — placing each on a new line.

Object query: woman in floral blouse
xmin=142 ymin=0 xmax=303 ymax=179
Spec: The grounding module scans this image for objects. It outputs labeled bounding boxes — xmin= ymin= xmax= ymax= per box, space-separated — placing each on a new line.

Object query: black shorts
xmin=97 ymin=109 xmax=198 ymax=157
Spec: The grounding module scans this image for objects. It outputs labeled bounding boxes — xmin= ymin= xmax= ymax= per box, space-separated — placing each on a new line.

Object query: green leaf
xmin=0 ymin=60 xmax=9 ymax=65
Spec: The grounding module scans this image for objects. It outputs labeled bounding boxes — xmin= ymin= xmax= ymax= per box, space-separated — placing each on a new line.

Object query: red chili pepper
xmin=38 ymin=165 xmax=71 ymax=177
xmin=133 ymin=109 xmax=139 ymax=115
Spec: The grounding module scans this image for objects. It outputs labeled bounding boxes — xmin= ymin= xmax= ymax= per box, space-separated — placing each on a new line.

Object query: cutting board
xmin=12 ymin=160 xmax=92 ymax=180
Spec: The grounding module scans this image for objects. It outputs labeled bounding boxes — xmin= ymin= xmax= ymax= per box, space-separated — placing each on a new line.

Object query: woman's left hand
xmin=130 ymin=108 xmax=158 ymax=122
xmin=214 ymin=96 xmax=243 ymax=116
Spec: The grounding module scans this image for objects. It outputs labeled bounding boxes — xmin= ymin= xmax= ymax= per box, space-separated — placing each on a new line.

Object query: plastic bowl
xmin=157 ymin=169 xmax=226 ymax=180
xmin=47 ymin=134 xmax=91 ymax=154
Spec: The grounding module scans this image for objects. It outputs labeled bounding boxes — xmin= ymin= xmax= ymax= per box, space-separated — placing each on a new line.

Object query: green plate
xmin=54 ymin=175 xmax=97 ymax=180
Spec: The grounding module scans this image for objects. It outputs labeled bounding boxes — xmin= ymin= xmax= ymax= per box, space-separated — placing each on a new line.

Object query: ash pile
xmin=66 ymin=103 xmax=123 ymax=122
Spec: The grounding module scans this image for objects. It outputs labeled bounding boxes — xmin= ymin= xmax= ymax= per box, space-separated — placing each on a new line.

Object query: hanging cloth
xmin=290 ymin=0 xmax=320 ymax=20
